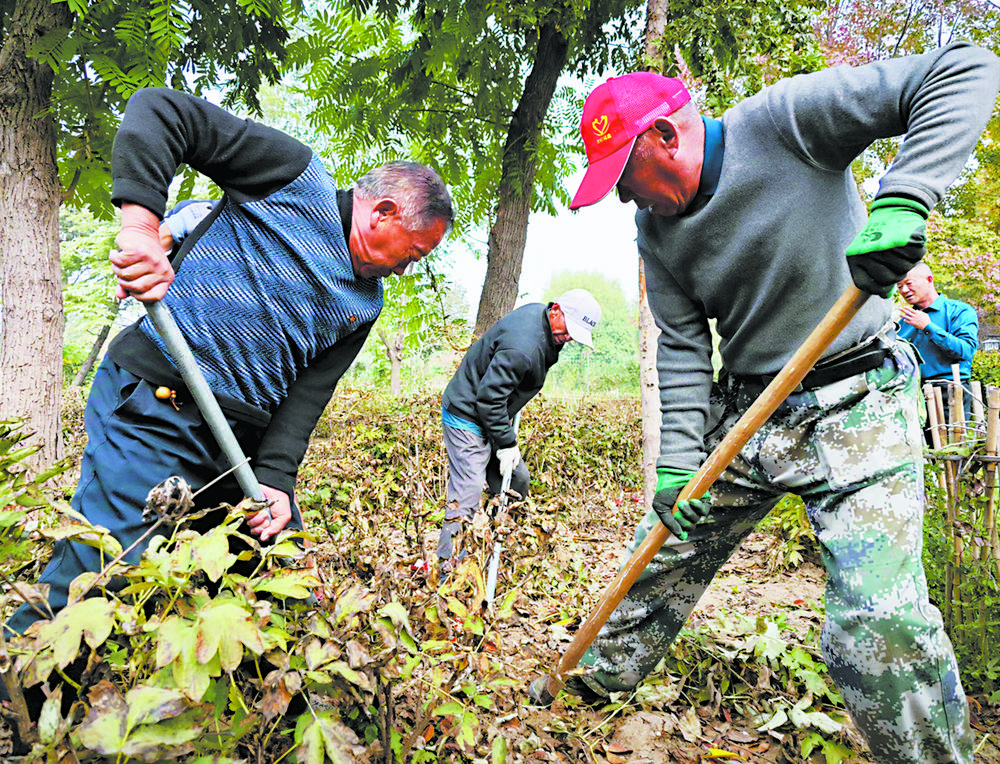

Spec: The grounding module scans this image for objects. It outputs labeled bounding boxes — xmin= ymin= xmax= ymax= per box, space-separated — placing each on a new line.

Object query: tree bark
xmin=473 ymin=21 xmax=569 ymax=337
xmin=0 ymin=0 xmax=72 ymax=471
xmin=640 ymin=0 xmax=669 ymax=503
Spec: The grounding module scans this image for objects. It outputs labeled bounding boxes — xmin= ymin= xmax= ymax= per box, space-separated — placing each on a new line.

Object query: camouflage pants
xmin=583 ymin=342 xmax=972 ymax=764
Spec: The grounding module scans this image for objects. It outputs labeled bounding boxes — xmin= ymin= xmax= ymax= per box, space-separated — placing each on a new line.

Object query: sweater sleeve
xmin=112 ymin=88 xmax=313 ymax=218
xmin=765 ymin=42 xmax=1000 ymax=210
xmin=252 ymin=324 xmax=372 ymax=498
xmin=639 ymin=234 xmax=716 ymax=472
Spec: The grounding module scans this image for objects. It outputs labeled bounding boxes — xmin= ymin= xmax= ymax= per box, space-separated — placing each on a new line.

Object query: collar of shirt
xmin=682 ymin=116 xmax=724 ymax=215
xmin=924 ymin=294 xmax=947 ymax=313
xmin=337 ymin=188 xmax=353 ymax=243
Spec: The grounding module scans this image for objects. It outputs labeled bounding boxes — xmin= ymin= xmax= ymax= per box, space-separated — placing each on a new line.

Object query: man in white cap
xmin=436 ymin=289 xmax=601 ymax=565
xmin=534 ymin=43 xmax=1000 ymax=764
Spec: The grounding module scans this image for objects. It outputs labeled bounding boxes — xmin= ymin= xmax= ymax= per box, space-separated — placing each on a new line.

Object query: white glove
xmin=496 ymin=445 xmax=521 ymax=477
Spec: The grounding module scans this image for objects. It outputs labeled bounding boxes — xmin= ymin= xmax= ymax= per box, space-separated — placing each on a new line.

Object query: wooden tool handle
xmin=541 ymin=285 xmax=870 ymax=697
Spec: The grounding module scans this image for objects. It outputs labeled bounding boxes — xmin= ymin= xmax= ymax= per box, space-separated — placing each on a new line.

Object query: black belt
xmin=735 ymin=340 xmax=892 ymax=392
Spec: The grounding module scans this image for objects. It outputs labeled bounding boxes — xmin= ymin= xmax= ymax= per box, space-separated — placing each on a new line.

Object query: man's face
xmin=897 ymin=272 xmax=935 ymax=308
xmin=548 ymin=304 xmax=573 ymax=345
xmin=352 ymin=209 xmax=447 ymax=279
xmin=615 ymin=125 xmax=701 ymax=217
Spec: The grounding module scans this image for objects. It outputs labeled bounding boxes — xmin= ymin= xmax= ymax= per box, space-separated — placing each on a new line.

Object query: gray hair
xmin=354 ymin=161 xmax=455 ymax=233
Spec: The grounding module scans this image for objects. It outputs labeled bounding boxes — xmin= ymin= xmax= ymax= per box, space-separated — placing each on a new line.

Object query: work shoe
xmin=436 ymin=520 xmax=464 ymax=560
xmin=527 ymin=672 xmax=611 ymax=707
xmin=563 ymin=674 xmax=613 ymax=707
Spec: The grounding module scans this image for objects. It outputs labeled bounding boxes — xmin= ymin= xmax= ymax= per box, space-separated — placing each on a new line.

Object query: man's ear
xmin=650 ymin=116 xmax=681 ymax=155
xmin=369 ymin=198 xmax=400 ymax=228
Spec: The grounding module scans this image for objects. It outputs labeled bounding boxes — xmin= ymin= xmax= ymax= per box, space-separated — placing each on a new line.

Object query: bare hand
xmin=900 ymin=306 xmax=930 ymax=331
xmin=247 ymin=485 xmax=292 ymax=542
xmin=112 ymin=204 xmax=174 ymax=301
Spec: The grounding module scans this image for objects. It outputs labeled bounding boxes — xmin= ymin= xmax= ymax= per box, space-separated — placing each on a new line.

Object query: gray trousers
xmin=438 ymin=423 xmax=529 ymax=559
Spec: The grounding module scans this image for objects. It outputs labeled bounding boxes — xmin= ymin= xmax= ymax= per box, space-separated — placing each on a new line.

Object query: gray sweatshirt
xmin=637 ymin=42 xmax=1000 ymax=472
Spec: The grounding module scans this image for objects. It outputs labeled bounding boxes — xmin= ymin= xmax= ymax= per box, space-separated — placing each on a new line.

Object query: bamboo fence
xmin=921 ymin=365 xmax=1000 ymax=645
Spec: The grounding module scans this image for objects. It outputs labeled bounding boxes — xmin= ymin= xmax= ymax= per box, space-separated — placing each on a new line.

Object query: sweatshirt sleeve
xmin=252 ymin=324 xmax=373 ymax=498
xmin=639 ymin=234 xmax=716 ymax=472
xmin=112 ymin=88 xmax=313 ymax=218
xmin=765 ymin=42 xmax=1000 ymax=211
xmin=475 ymin=350 xmax=532 ymax=449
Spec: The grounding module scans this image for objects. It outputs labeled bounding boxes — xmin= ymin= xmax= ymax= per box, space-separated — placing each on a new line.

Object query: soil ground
xmin=4 ymin=401 xmax=998 ymax=762
xmin=400 ymin=490 xmax=1000 ymax=764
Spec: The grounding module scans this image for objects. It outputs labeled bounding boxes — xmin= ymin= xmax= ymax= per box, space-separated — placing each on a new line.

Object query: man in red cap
xmin=536 ymin=44 xmax=1000 ymax=764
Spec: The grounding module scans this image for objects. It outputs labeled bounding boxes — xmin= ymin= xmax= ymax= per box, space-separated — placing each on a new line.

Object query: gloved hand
xmin=652 ymin=467 xmax=711 ymax=540
xmin=496 ymin=445 xmax=521 ymax=477
xmin=845 ymin=196 xmax=928 ymax=298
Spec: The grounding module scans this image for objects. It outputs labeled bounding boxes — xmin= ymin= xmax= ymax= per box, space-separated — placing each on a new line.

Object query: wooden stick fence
xmin=921 ymin=369 xmax=1000 ymax=643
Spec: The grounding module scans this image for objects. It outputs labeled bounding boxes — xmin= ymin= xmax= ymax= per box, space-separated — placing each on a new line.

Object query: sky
xmin=445 ymin=168 xmax=642 ymax=319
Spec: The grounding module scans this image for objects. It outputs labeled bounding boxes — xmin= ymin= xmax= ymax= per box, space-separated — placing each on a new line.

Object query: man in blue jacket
xmin=897 ymin=262 xmax=979 ymax=426
xmin=437 ymin=289 xmax=601 ymax=564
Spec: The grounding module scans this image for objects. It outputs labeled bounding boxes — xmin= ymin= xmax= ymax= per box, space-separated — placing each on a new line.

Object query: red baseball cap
xmin=570 ymin=72 xmax=691 ymax=210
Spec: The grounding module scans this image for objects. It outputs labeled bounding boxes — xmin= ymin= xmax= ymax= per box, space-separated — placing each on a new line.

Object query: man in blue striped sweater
xmin=6 ymin=88 xmax=454 ymax=636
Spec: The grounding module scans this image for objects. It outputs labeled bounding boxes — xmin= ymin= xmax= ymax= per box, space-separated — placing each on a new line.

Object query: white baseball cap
xmin=555 ymin=289 xmax=601 ymax=348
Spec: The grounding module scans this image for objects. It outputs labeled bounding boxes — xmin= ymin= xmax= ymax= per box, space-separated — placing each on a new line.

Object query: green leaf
xmin=155 ymin=615 xmax=194 ymax=669
xmin=800 ymin=732 xmax=853 ymax=764
xmin=73 ymin=681 xmax=127 ymax=754
xmin=332 ymin=584 xmax=376 ymax=623
xmin=432 ymin=700 xmax=465 ymax=716
xmin=196 ymin=600 xmax=267 ymax=670
xmin=327 ymin=660 xmax=372 ymax=692
xmin=124 ymin=686 xmax=188 ymax=733
xmin=39 ymin=523 xmax=123 ymax=557
xmin=121 ymin=709 xmax=203 ymax=759
xmin=192 ymin=529 xmax=234 ymax=582
xmin=294 ymin=710 xmax=365 ymax=764
xmin=788 ymin=703 xmax=843 ymax=734
xmin=37 ymin=688 xmax=65 ymax=745
xmin=756 ymin=707 xmax=788 ymax=731
xmin=379 ymin=601 xmax=412 ymax=631
xmin=492 ymin=734 xmax=508 ymax=764
xmin=37 ymin=598 xmax=115 ymax=669
xmin=253 ymin=569 xmax=321 ymax=599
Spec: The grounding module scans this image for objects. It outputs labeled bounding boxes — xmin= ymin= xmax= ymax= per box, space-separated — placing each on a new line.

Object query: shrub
xmin=971 ymin=350 xmax=1000 ymax=388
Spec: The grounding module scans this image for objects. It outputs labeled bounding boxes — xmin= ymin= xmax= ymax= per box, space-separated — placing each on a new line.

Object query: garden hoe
xmin=529 ymin=284 xmax=871 ymax=705
xmin=144 ymin=300 xmax=272 ymax=522
xmin=484 ymin=463 xmax=513 ymax=603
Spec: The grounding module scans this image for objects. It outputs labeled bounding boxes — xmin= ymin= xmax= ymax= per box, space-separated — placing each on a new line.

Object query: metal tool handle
xmin=485 ymin=463 xmax=513 ymax=602
xmin=145 ymin=300 xmax=269 ymax=509
xmin=536 ymin=284 xmax=871 ymax=700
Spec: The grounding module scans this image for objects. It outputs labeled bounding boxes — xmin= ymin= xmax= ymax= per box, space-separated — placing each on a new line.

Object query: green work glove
xmin=651 ymin=467 xmax=711 ymax=540
xmin=845 ymin=196 xmax=928 ymax=298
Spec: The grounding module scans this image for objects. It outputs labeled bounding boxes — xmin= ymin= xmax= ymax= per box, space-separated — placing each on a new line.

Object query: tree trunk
xmin=377 ymin=325 xmax=405 ymax=397
xmin=639 ymin=270 xmax=660 ymax=504
xmin=473 ymin=22 xmax=569 ymax=337
xmin=0 ymin=0 xmax=72 ymax=471
xmin=70 ymin=322 xmax=113 ymax=389
xmin=640 ymin=0 xmax=669 ymax=503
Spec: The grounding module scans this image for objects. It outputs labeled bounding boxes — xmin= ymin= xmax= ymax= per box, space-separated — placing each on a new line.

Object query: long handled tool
xmin=145 ymin=300 xmax=271 ymax=520
xmin=484 ymin=464 xmax=513 ymax=603
xmin=531 ymin=284 xmax=870 ymax=703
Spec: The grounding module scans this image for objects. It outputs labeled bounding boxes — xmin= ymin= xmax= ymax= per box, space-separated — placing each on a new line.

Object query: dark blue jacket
xmin=443 ymin=304 xmax=561 ymax=448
